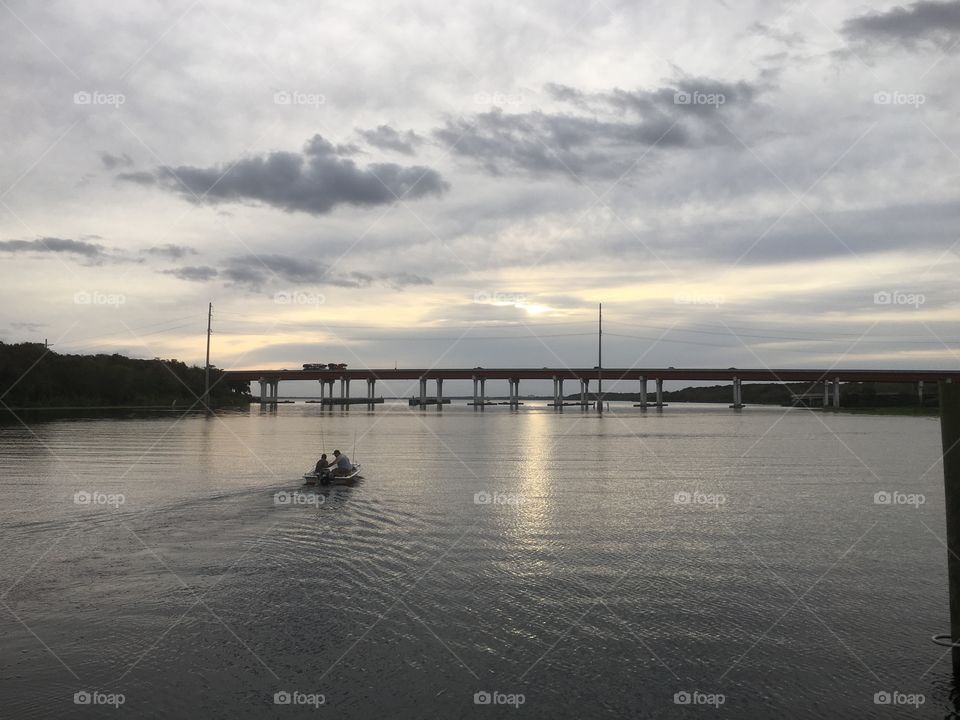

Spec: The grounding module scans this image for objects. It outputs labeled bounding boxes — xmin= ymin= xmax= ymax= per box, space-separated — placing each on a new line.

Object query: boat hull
xmin=303 ymin=464 xmax=361 ymax=485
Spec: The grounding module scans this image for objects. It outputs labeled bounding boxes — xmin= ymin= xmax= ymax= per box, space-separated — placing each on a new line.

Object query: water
xmin=0 ymin=402 xmax=954 ymax=718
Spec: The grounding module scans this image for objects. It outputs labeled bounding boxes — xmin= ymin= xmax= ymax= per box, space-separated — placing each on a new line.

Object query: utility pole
xmin=204 ymin=302 xmax=212 ymax=409
xmin=597 ymin=303 xmax=603 ymax=413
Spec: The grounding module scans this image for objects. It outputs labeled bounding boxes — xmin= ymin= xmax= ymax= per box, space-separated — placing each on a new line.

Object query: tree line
xmin=0 ymin=342 xmax=252 ymax=408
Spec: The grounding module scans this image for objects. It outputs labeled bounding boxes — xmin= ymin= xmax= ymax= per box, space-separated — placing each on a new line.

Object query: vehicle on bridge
xmin=302 ymin=362 xmax=349 ymax=370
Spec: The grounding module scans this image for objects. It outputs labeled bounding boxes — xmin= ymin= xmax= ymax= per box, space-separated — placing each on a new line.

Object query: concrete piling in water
xmin=731 ymin=376 xmax=743 ymax=409
xmin=940 ymin=381 xmax=960 ymax=675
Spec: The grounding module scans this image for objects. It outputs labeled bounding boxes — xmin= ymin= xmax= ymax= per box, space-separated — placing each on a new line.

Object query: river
xmin=0 ymin=402 xmax=952 ymax=718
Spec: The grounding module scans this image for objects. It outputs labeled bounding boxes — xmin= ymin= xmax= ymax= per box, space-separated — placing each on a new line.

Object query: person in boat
xmin=332 ymin=449 xmax=352 ymax=476
xmin=314 ymin=453 xmax=330 ymax=475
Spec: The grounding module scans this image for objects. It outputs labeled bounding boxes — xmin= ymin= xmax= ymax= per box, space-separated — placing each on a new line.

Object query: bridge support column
xmin=557 ymin=378 xmax=564 ymax=411
xmin=639 ymin=377 xmax=647 ymax=410
xmin=480 ymin=378 xmax=486 ymax=411
xmin=731 ymin=376 xmax=743 ymax=409
xmin=319 ymin=379 xmax=325 ymax=405
xmin=472 ymin=376 xmax=479 ymax=410
xmin=655 ymin=378 xmax=664 ymax=410
xmin=581 ymin=379 xmax=588 ymax=410
xmin=367 ymin=378 xmax=375 ymax=409
xmin=938 ymin=381 xmax=960 ymax=675
xmin=271 ymin=380 xmax=279 ymax=404
xmin=436 ymin=378 xmax=443 ymax=411
xmin=259 ymin=377 xmax=267 ymax=404
xmin=510 ymin=379 xmax=519 ymax=408
xmin=919 ymin=380 xmax=925 ymax=407
xmin=823 ymin=380 xmax=829 ymax=408
xmin=419 ymin=378 xmax=427 ymax=409
xmin=833 ymin=377 xmax=840 ymax=408
xmin=552 ymin=376 xmax=559 ymax=410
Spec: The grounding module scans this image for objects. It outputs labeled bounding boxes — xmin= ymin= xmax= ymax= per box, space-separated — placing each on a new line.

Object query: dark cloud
xmin=0 ymin=237 xmax=111 ymax=263
xmin=99 ymin=152 xmax=133 ymax=170
xmin=435 ymin=78 xmax=763 ymax=179
xmin=222 ymin=254 xmax=320 ymax=289
xmin=143 ymin=244 xmax=197 ymax=260
xmin=121 ymin=134 xmax=449 ymax=215
xmin=357 ymin=125 xmax=424 ymax=155
xmin=218 ymin=254 xmax=432 ymax=291
xmin=842 ymin=0 xmax=960 ymax=50
xmin=161 ymin=265 xmax=219 ymax=281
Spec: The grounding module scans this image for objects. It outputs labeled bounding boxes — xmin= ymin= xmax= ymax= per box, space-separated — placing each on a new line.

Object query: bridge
xmin=222 ymin=367 xmax=960 ymax=409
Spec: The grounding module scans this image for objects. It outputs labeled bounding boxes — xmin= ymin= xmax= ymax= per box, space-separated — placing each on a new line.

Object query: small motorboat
xmin=303 ymin=464 xmax=361 ymax=486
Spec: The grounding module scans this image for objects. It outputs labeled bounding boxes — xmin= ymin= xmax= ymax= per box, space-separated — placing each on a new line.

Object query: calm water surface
xmin=0 ymin=402 xmax=955 ymax=718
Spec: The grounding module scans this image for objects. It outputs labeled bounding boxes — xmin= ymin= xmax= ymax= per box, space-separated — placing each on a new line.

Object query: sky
xmin=1 ymin=0 xmax=959 ymax=395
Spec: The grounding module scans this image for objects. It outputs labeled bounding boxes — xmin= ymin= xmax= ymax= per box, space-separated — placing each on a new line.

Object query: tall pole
xmin=597 ymin=303 xmax=603 ymax=413
xmin=204 ymin=302 xmax=212 ymax=408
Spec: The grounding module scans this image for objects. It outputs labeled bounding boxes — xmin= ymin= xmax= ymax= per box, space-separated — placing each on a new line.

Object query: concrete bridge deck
xmin=225 ymin=367 xmax=960 ymax=383
xmin=226 ymin=367 xmax=960 ymax=411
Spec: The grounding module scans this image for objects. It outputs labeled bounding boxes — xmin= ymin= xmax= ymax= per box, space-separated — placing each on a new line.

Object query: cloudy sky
xmin=1 ymin=0 xmax=959 ymax=391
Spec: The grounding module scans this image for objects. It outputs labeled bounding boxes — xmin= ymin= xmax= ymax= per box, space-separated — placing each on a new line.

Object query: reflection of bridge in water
xmin=222 ymin=367 xmax=960 ymax=411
